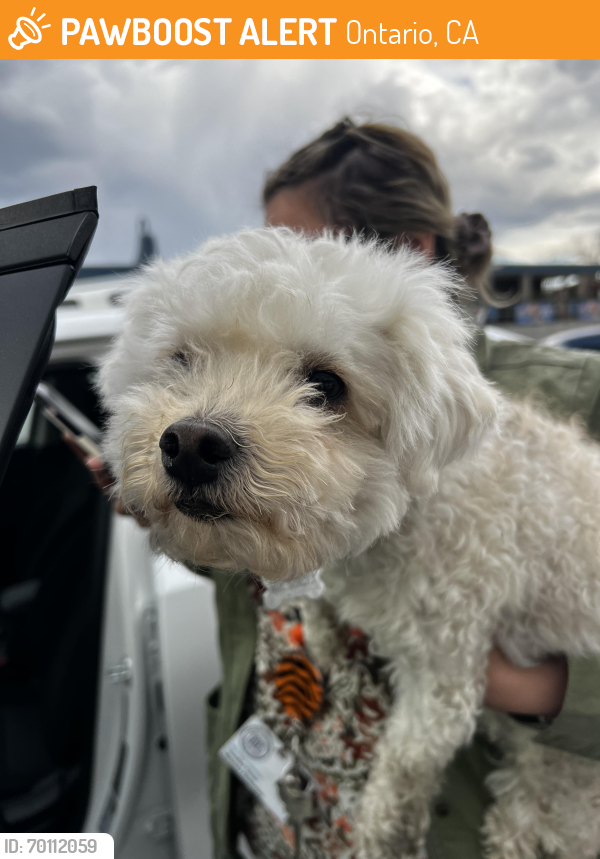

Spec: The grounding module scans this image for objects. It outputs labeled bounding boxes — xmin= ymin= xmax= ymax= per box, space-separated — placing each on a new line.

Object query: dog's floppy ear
xmin=380 ymin=307 xmax=499 ymax=498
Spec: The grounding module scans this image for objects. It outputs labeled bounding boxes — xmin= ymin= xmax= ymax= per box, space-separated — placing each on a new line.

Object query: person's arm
xmin=484 ymin=646 xmax=568 ymax=717
xmin=485 ymin=647 xmax=600 ymax=760
xmin=478 ymin=342 xmax=600 ymax=757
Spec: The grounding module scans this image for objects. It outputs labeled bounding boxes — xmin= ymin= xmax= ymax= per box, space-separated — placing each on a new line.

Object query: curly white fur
xmin=99 ymin=228 xmax=600 ymax=859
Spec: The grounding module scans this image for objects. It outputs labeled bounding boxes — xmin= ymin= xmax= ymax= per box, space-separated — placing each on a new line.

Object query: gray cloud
xmin=556 ymin=60 xmax=600 ymax=82
xmin=0 ymin=59 xmax=599 ymax=263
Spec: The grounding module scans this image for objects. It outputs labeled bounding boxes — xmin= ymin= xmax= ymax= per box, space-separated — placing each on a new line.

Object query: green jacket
xmin=205 ymin=332 xmax=600 ymax=859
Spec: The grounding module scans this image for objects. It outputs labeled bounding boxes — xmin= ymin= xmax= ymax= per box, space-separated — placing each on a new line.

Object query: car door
xmin=0 ymin=189 xmax=221 ymax=858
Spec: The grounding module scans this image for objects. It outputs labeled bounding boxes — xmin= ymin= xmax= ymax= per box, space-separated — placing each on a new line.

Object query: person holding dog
xmin=201 ymin=119 xmax=600 ymax=859
xmin=78 ymin=118 xmax=600 ymax=858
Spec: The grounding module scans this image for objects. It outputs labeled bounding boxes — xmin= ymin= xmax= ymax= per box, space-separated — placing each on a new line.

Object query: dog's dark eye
xmin=306 ymin=370 xmax=346 ymax=405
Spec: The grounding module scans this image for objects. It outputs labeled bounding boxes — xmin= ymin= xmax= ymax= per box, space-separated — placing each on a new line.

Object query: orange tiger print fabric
xmin=272 ymin=651 xmax=324 ymax=722
xmin=245 ymin=600 xmax=401 ymax=859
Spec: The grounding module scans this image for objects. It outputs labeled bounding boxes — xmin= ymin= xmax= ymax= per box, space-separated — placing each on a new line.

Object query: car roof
xmin=52 ymin=276 xmax=129 ymax=364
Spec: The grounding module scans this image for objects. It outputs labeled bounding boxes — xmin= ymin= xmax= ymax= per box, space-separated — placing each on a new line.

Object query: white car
xmin=541 ymin=325 xmax=600 ymax=351
xmin=1 ymin=274 xmax=221 ymax=858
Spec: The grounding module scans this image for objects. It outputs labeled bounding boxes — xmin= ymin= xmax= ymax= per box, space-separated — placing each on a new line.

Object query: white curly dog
xmin=99 ymin=228 xmax=600 ymax=859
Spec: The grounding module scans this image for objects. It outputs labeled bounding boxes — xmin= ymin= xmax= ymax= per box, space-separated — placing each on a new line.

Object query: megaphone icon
xmin=9 ymin=13 xmax=46 ymax=50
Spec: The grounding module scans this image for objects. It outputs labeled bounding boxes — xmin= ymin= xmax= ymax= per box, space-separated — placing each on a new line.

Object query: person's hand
xmin=485 ymin=645 xmax=568 ymax=718
xmin=63 ymin=433 xmax=150 ymax=526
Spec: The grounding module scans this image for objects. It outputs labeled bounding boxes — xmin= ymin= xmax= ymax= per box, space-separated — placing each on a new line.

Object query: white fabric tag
xmin=261 ymin=568 xmax=325 ymax=609
xmin=219 ymin=716 xmax=294 ymax=822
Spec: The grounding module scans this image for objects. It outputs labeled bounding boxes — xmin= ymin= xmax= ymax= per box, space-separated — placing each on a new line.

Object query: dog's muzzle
xmin=159 ymin=418 xmax=236 ymax=489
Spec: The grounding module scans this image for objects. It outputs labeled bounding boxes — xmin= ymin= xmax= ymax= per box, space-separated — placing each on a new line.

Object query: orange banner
xmin=1 ymin=0 xmax=598 ymax=59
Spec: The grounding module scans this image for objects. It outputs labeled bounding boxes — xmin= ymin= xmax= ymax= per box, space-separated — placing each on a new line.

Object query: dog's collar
xmin=261 ymin=568 xmax=324 ymax=609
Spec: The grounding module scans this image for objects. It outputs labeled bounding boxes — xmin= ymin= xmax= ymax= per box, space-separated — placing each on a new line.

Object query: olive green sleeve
xmin=207 ymin=569 xmax=258 ymax=859
xmin=474 ymin=334 xmax=600 ymax=441
xmin=184 ymin=562 xmax=257 ymax=858
xmin=584 ymin=354 xmax=600 ymax=441
xmin=535 ymin=656 xmax=600 ymax=761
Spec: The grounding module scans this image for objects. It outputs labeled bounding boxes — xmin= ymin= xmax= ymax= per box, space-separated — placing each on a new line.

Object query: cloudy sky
xmin=1 ymin=59 xmax=599 ymax=265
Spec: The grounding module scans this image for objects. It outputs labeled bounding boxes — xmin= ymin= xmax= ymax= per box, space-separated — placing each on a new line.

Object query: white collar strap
xmin=261 ymin=568 xmax=324 ymax=610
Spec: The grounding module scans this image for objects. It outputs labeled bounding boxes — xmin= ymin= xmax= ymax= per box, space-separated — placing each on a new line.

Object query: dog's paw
xmin=354 ymin=781 xmax=429 ymax=859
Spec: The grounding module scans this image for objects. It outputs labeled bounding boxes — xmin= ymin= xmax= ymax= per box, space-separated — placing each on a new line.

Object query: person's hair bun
xmin=453 ymin=213 xmax=492 ymax=284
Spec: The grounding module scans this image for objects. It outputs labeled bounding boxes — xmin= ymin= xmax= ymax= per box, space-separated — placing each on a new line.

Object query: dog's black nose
xmin=159 ymin=419 xmax=236 ymax=487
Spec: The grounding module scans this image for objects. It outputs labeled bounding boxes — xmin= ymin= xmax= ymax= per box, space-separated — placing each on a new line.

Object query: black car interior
xmin=0 ymin=364 xmax=110 ymax=832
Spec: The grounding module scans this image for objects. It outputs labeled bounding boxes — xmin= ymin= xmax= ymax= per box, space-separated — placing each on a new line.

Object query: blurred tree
xmin=572 ymin=229 xmax=600 ymax=264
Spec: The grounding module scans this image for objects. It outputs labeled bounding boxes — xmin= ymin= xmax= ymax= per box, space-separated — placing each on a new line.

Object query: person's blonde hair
xmin=263 ymin=118 xmax=492 ymax=292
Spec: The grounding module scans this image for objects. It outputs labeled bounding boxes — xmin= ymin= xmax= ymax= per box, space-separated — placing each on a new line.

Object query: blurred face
xmin=265 ymin=183 xmax=436 ymax=259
